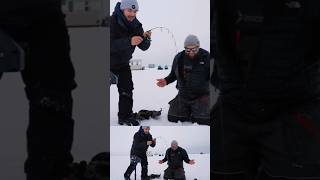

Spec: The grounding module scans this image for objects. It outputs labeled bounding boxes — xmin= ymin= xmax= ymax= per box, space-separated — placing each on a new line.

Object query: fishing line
xmin=147 ymin=26 xmax=178 ymax=54
xmin=153 ymin=136 xmax=169 ymax=155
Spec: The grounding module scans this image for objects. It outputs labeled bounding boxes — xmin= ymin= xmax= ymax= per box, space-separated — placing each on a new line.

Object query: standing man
xmin=159 ymin=140 xmax=195 ymax=180
xmin=212 ymin=0 xmax=320 ymax=179
xmin=157 ymin=35 xmax=210 ymax=125
xmin=0 ymin=1 xmax=76 ymax=180
xmin=110 ymin=0 xmax=152 ymax=126
xmin=124 ymin=126 xmax=156 ymax=180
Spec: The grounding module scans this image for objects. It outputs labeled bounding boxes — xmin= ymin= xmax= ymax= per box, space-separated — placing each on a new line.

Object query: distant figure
xmin=124 ymin=126 xmax=156 ymax=180
xmin=110 ymin=0 xmax=152 ymax=126
xmin=159 ymin=140 xmax=195 ymax=180
xmin=157 ymin=35 xmax=210 ymax=125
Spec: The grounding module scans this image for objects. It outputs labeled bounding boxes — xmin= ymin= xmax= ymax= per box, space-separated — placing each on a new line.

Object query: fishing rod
xmin=146 ymin=26 xmax=178 ymax=54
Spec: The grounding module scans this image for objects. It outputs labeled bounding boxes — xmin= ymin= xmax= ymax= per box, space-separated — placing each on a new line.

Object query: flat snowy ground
xmin=110 ymin=68 xmax=205 ymax=126
xmin=110 ymin=154 xmax=210 ymax=180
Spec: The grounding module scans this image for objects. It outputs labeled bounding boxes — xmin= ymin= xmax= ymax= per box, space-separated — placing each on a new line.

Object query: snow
xmin=110 ymin=126 xmax=210 ymax=156
xmin=110 ymin=127 xmax=210 ymax=179
xmin=110 ymin=68 xmax=205 ymax=126
xmin=110 ymin=154 xmax=210 ymax=180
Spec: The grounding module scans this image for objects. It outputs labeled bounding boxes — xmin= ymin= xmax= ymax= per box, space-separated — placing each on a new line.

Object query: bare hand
xmin=156 ymin=79 xmax=167 ymax=87
xmin=159 ymin=160 xmax=164 ymax=164
xmin=189 ymin=160 xmax=195 ymax=165
xmin=131 ymin=36 xmax=143 ymax=46
xmin=143 ymin=31 xmax=152 ymax=38
xmin=147 ymin=141 xmax=153 ymax=145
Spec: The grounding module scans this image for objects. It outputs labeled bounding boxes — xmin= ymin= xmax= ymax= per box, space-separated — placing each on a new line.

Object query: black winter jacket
xmin=110 ymin=2 xmax=150 ymax=69
xmin=165 ymin=48 xmax=210 ymax=99
xmin=162 ymin=147 xmax=191 ymax=169
xmin=212 ymin=0 xmax=320 ymax=103
xmin=130 ymin=127 xmax=156 ymax=157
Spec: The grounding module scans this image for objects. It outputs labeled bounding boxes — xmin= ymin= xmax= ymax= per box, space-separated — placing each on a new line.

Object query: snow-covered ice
xmin=110 ymin=68 xmax=205 ymax=126
xmin=110 ymin=127 xmax=210 ymax=179
xmin=110 ymin=154 xmax=210 ymax=180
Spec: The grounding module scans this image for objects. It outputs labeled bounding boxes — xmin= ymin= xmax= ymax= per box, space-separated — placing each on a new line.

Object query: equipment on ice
xmin=132 ymin=109 xmax=162 ymax=120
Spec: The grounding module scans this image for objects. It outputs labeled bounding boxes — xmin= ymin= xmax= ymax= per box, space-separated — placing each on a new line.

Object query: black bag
xmin=133 ymin=109 xmax=162 ymax=120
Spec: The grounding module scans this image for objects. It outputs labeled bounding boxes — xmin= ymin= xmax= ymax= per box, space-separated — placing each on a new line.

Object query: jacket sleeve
xmin=164 ymin=54 xmax=179 ymax=84
xmin=181 ymin=149 xmax=191 ymax=163
xmin=162 ymin=149 xmax=169 ymax=162
xmin=150 ymin=135 xmax=156 ymax=148
xmin=137 ymin=26 xmax=151 ymax=51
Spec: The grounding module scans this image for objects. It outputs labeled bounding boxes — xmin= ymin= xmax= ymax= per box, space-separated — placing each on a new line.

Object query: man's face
xmin=123 ymin=8 xmax=138 ymax=22
xmin=185 ymin=45 xmax=199 ymax=58
xmin=143 ymin=127 xmax=150 ymax=134
xmin=171 ymin=144 xmax=178 ymax=151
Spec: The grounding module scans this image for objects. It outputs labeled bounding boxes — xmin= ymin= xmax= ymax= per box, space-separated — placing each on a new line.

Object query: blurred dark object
xmin=133 ymin=109 xmax=162 ymax=120
xmin=110 ymin=72 xmax=118 ymax=85
xmin=0 ymin=29 xmax=25 ymax=73
xmin=67 ymin=152 xmax=109 ymax=180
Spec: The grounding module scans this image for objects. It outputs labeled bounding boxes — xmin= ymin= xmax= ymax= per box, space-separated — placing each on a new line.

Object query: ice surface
xmin=110 ymin=68 xmax=203 ymax=126
xmin=110 ymin=154 xmax=210 ymax=180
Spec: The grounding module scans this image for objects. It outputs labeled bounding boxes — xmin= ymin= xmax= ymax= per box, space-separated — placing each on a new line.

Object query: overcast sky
xmin=110 ymin=0 xmax=210 ymax=66
xmin=110 ymin=126 xmax=210 ymax=156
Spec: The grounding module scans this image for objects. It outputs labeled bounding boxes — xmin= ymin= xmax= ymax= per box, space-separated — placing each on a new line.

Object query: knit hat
xmin=171 ymin=140 xmax=178 ymax=146
xmin=141 ymin=126 xmax=150 ymax=129
xmin=120 ymin=0 xmax=139 ymax=11
xmin=184 ymin=34 xmax=200 ymax=47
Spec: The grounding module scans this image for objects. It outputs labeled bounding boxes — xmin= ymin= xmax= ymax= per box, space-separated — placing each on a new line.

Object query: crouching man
xmin=156 ymin=35 xmax=210 ymax=125
xmin=159 ymin=140 xmax=195 ymax=180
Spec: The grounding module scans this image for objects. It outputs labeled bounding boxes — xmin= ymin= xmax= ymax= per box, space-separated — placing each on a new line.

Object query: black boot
xmin=124 ymin=162 xmax=136 ymax=179
xmin=124 ymin=173 xmax=131 ymax=180
xmin=141 ymin=165 xmax=150 ymax=180
xmin=141 ymin=176 xmax=151 ymax=180
xmin=118 ymin=116 xmax=140 ymax=126
xmin=118 ymin=117 xmax=140 ymax=126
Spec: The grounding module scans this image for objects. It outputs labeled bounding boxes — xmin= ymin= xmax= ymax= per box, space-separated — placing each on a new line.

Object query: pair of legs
xmin=111 ymin=64 xmax=139 ymax=126
xmin=124 ymin=155 xmax=149 ymax=179
xmin=163 ymin=167 xmax=186 ymax=180
xmin=212 ymin=96 xmax=320 ymax=180
xmin=1 ymin=10 xmax=76 ymax=180
xmin=168 ymin=93 xmax=210 ymax=125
